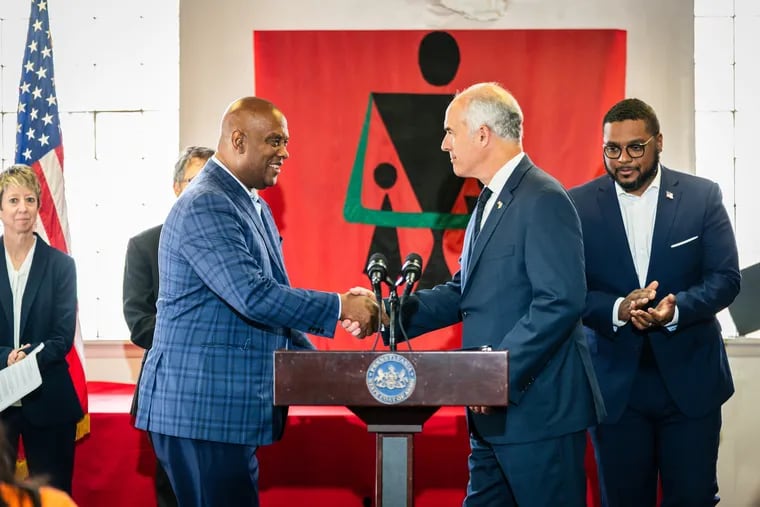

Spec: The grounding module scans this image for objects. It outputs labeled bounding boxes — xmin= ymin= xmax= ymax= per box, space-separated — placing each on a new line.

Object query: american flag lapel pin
xmin=666 ymin=191 xmax=674 ymax=200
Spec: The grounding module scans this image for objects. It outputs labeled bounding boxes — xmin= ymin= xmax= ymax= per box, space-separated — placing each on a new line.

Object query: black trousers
xmin=1 ymin=406 xmax=76 ymax=494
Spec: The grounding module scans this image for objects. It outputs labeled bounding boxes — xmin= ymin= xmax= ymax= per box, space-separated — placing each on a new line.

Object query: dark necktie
xmin=472 ymin=186 xmax=493 ymax=244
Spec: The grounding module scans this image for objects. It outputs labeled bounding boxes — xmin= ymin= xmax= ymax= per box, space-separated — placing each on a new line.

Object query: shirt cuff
xmin=665 ymin=305 xmax=679 ymax=331
xmin=612 ymin=297 xmax=628 ymax=331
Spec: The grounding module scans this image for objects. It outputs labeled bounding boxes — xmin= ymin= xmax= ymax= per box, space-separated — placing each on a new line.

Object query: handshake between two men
xmin=336 ymin=252 xmax=423 ymax=339
xmin=338 ymin=288 xmax=385 ymax=338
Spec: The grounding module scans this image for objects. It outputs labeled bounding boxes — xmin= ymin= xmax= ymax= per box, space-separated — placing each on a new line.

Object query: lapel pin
xmin=496 ymin=201 xmax=503 ymax=209
xmin=665 ymin=191 xmax=673 ymax=200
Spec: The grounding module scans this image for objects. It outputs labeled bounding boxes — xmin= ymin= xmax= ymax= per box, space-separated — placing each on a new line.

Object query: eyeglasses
xmin=603 ymin=135 xmax=655 ymax=159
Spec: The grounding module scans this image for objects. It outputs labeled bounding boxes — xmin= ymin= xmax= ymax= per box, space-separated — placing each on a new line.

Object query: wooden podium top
xmin=274 ymin=350 xmax=508 ymax=408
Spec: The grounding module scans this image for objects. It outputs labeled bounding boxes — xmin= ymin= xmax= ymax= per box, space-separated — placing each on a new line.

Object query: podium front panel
xmin=274 ymin=350 xmax=508 ymax=407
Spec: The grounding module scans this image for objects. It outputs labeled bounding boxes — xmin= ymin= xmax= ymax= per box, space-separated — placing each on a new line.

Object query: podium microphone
xmin=366 ymin=253 xmax=389 ymax=303
xmin=400 ymin=253 xmax=423 ymax=300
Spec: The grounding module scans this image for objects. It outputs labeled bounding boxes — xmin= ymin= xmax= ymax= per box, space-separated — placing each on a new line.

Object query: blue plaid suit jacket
xmin=135 ymin=159 xmax=339 ymax=445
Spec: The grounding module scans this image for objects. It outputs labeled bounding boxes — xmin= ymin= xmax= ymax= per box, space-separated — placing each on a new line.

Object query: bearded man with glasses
xmin=569 ymin=98 xmax=740 ymax=507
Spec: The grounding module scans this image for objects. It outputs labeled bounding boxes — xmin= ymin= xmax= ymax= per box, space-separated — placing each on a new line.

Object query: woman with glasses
xmin=0 ymin=165 xmax=83 ymax=495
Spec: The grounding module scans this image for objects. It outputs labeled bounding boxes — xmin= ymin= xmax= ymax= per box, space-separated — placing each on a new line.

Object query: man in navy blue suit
xmin=569 ymin=98 xmax=740 ymax=506
xmin=377 ymin=82 xmax=604 ymax=507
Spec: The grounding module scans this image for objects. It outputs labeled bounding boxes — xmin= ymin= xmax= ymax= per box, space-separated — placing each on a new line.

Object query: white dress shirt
xmin=478 ymin=152 xmax=525 ymax=229
xmin=4 ymin=236 xmax=37 ymax=406
xmin=611 ymin=167 xmax=678 ymax=329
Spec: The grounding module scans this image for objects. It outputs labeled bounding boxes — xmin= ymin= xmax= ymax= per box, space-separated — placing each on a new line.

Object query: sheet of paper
xmin=0 ymin=343 xmax=45 ymax=411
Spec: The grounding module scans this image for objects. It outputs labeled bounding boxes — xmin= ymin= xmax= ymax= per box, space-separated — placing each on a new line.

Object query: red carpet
xmin=71 ymin=382 xmax=601 ymax=506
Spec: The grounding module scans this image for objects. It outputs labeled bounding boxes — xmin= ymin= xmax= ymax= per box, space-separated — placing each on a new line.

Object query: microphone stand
xmin=387 ymin=284 xmax=400 ymax=352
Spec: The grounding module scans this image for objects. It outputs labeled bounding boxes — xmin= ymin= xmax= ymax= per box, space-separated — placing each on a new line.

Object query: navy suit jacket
xmin=569 ymin=167 xmax=739 ymax=422
xmin=0 ymin=235 xmax=83 ymax=426
xmin=122 ymin=223 xmax=161 ymax=416
xmin=398 ymin=155 xmax=604 ymax=444
xmin=135 ymin=159 xmax=338 ymax=446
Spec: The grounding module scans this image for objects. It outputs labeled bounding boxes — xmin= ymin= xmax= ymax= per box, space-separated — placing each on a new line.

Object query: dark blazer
xmin=122 ymin=224 xmax=162 ymax=416
xmin=135 ymin=159 xmax=337 ymax=446
xmin=0 ymin=235 xmax=83 ymax=426
xmin=397 ymin=155 xmax=604 ymax=444
xmin=569 ymin=166 xmax=739 ymax=422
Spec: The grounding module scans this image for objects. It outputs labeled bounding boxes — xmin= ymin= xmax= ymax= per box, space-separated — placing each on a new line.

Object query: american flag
xmin=14 ymin=0 xmax=89 ymax=433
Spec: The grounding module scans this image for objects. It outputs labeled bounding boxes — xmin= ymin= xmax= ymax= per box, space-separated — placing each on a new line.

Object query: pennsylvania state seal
xmin=366 ymin=353 xmax=417 ymax=404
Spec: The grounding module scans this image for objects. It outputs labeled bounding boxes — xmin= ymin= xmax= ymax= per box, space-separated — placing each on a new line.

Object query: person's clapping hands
xmin=630 ymin=293 xmax=677 ymax=331
xmin=619 ymin=281 xmax=658 ymax=323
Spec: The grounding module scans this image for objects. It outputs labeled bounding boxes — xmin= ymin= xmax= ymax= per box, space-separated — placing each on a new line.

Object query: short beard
xmin=605 ymin=151 xmax=659 ymax=192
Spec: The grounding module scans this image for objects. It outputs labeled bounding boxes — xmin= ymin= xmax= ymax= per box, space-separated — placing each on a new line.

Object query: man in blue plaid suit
xmin=135 ymin=97 xmax=378 ymax=507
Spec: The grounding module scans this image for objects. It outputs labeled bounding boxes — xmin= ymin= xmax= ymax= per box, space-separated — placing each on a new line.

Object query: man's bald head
xmin=216 ymin=96 xmax=290 ymax=190
xmin=219 ymin=97 xmax=278 ymax=141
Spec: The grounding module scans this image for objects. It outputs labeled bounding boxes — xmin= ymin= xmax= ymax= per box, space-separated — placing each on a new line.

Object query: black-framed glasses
xmin=603 ymin=135 xmax=655 ymax=159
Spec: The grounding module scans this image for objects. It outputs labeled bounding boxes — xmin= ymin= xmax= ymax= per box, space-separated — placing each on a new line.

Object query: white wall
xmin=694 ymin=0 xmax=760 ymax=340
xmin=721 ymin=343 xmax=760 ymax=505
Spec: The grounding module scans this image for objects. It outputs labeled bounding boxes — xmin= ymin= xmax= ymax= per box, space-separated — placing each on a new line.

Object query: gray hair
xmin=460 ymin=82 xmax=523 ymax=141
xmin=173 ymin=146 xmax=214 ymax=184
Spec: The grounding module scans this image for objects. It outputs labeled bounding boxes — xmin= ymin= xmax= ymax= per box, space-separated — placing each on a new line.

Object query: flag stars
xmin=18 ymin=4 xmax=62 ymax=169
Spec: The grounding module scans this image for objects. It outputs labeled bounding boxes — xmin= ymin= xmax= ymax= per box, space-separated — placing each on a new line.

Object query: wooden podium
xmin=274 ymin=350 xmax=508 ymax=507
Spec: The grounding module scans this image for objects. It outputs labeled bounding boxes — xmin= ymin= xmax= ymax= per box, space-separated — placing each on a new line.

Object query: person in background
xmin=122 ymin=145 xmax=213 ymax=507
xmin=135 ymin=96 xmax=378 ymax=507
xmin=0 ymin=165 xmax=83 ymax=495
xmin=569 ymin=98 xmax=740 ymax=506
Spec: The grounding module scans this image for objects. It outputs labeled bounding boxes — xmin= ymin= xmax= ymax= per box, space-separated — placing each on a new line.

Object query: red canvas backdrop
xmin=254 ymin=30 xmax=626 ymax=351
